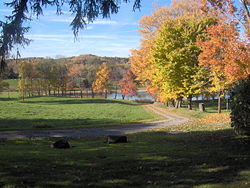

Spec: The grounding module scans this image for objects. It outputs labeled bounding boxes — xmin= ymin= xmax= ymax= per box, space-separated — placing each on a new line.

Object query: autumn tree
xmin=18 ymin=59 xmax=71 ymax=97
xmin=131 ymin=0 xmax=204 ymax=87
xmin=197 ymin=21 xmax=250 ymax=113
xmin=201 ymin=0 xmax=250 ymax=35
xmin=151 ymin=14 xmax=216 ymax=109
xmin=109 ymin=64 xmax=128 ymax=99
xmin=35 ymin=59 xmax=60 ymax=96
xmin=119 ymin=69 xmax=138 ymax=100
xmin=92 ymin=63 xmax=110 ymax=98
xmin=68 ymin=64 xmax=86 ymax=97
xmin=130 ymin=0 xmax=213 ymax=108
xmin=82 ymin=65 xmax=99 ymax=98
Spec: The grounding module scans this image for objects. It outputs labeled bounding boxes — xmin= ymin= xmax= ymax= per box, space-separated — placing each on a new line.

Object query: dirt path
xmin=0 ymin=104 xmax=190 ymax=139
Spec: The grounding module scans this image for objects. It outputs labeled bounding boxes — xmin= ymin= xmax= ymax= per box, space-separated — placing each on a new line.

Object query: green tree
xmin=231 ymin=76 xmax=250 ymax=135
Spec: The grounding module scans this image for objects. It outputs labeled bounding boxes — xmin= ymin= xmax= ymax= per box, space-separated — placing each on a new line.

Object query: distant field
xmin=4 ymin=79 xmax=19 ymax=90
xmin=0 ymin=93 xmax=161 ymax=130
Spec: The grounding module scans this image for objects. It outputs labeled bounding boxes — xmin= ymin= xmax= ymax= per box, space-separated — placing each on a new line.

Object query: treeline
xmin=130 ymin=0 xmax=250 ymax=113
xmin=2 ymin=54 xmax=128 ymax=79
xmin=18 ymin=58 xmax=128 ymax=99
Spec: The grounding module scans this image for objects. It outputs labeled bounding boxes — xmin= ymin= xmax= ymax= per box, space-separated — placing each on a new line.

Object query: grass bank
xmin=0 ymin=93 xmax=161 ymax=130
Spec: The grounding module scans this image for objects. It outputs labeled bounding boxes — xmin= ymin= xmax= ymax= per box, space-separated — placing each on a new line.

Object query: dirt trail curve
xmin=0 ymin=104 xmax=190 ymax=139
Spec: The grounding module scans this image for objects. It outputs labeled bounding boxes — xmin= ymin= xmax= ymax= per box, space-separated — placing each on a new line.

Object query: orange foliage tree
xmin=197 ymin=21 xmax=250 ymax=113
xmin=119 ymin=69 xmax=138 ymax=100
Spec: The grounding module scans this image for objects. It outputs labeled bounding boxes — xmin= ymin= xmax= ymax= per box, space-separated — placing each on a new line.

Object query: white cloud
xmin=91 ymin=20 xmax=118 ymax=25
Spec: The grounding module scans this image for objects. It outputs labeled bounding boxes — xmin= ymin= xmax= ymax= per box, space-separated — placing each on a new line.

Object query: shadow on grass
xmin=0 ymin=118 xmax=126 ymax=130
xmin=0 ymin=129 xmax=250 ymax=187
xmin=20 ymin=98 xmax=136 ymax=106
xmin=0 ymin=98 xmax=18 ymax=101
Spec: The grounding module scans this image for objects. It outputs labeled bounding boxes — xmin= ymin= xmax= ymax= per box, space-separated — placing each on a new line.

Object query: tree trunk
xmin=91 ymin=88 xmax=95 ymax=98
xmin=122 ymin=95 xmax=125 ymax=100
xmin=175 ymin=98 xmax=182 ymax=108
xmin=187 ymin=95 xmax=192 ymax=110
xmin=104 ymin=90 xmax=108 ymax=99
xmin=175 ymin=99 xmax=179 ymax=108
xmin=80 ymin=90 xmax=83 ymax=98
xmin=178 ymin=99 xmax=182 ymax=108
xmin=114 ymin=85 xmax=118 ymax=99
xmin=226 ymin=98 xmax=229 ymax=111
xmin=218 ymin=93 xmax=222 ymax=113
xmin=171 ymin=100 xmax=175 ymax=107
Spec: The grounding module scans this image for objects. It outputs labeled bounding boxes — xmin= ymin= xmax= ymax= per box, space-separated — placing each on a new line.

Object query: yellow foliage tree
xmin=92 ymin=63 xmax=110 ymax=98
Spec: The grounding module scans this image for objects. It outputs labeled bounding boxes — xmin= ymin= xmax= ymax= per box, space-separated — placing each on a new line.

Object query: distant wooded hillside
xmin=4 ymin=54 xmax=129 ymax=79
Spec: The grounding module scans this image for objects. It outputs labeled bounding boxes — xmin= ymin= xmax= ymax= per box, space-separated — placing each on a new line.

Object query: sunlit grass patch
xmin=0 ymin=95 xmax=162 ymax=130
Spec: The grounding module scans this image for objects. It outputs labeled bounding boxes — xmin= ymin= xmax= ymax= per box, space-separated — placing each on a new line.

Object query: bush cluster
xmin=231 ymin=76 xmax=250 ymax=135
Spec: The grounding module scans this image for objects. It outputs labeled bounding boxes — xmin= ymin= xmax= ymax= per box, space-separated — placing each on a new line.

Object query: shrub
xmin=231 ymin=76 xmax=250 ymax=135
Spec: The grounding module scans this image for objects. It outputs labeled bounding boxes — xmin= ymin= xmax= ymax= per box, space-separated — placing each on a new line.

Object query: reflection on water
xmin=107 ymin=91 xmax=155 ymax=101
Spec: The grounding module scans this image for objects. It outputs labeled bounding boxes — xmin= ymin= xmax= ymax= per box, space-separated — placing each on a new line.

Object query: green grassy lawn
xmin=0 ymin=92 xmax=161 ymax=130
xmin=0 ymin=122 xmax=250 ymax=187
xmin=4 ymin=79 xmax=19 ymax=90
xmin=1 ymin=93 xmax=250 ymax=187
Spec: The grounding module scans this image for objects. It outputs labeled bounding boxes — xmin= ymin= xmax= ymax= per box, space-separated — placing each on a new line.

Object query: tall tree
xmin=150 ymin=14 xmax=215 ymax=108
xmin=197 ymin=21 xmax=250 ymax=113
xmin=92 ymin=63 xmax=110 ymax=98
xmin=130 ymin=0 xmax=211 ymax=106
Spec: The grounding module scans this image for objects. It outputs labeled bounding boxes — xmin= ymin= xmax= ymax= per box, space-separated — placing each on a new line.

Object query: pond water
xmin=107 ymin=91 xmax=155 ymax=101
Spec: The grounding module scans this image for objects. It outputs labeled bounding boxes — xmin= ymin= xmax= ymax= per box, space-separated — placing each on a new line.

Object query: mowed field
xmin=0 ymin=92 xmax=161 ymax=130
xmin=0 ymin=110 xmax=250 ymax=187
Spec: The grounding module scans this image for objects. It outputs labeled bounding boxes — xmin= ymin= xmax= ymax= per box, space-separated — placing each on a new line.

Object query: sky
xmin=0 ymin=0 xmax=169 ymax=58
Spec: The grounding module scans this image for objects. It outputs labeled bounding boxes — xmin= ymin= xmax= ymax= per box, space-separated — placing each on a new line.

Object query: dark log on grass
xmin=107 ymin=135 xmax=128 ymax=144
xmin=51 ymin=139 xmax=70 ymax=149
